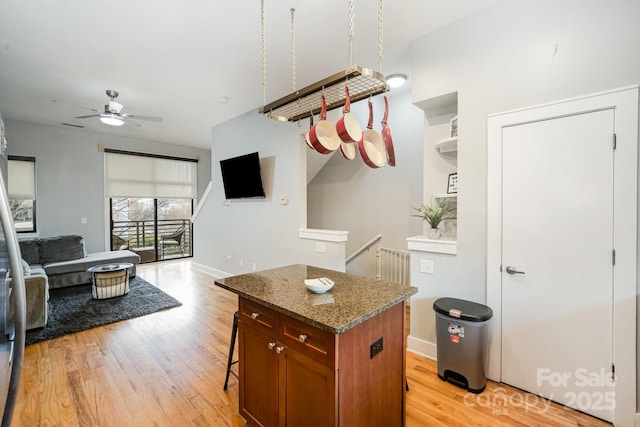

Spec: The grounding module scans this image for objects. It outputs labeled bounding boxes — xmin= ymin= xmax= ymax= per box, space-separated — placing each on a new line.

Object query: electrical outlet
xmin=81 ymin=217 xmax=87 ymax=225
xmin=420 ymin=259 xmax=434 ymax=274
xmin=315 ymin=242 xmax=326 ymax=253
xmin=370 ymin=337 xmax=383 ymax=359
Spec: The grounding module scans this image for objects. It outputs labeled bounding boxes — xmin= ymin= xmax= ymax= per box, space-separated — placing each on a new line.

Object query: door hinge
xmin=612 ymin=363 xmax=615 ymax=377
xmin=613 ymin=133 xmax=617 ymax=149
xmin=612 ymin=249 xmax=616 ymax=266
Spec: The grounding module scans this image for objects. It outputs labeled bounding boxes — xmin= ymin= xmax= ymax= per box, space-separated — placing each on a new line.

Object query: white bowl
xmin=304 ymin=278 xmax=334 ymax=294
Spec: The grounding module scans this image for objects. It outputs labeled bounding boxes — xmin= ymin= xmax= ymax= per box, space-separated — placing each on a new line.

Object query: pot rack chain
xmin=378 ymin=0 xmax=384 ymax=73
xmin=258 ymin=1 xmax=388 ymax=122
xmin=261 ymin=0 xmax=267 ymax=107
xmin=290 ymin=8 xmax=296 ymax=92
xmin=348 ymin=0 xmax=355 ymax=66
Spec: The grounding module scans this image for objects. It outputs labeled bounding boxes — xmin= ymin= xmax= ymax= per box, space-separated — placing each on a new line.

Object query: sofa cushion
xmin=39 ymin=235 xmax=86 ymax=265
xmin=44 ymin=250 xmax=140 ymax=276
xmin=19 ymin=239 xmax=40 ymax=265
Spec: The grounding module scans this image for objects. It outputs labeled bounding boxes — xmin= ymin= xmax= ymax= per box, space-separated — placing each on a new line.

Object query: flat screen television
xmin=220 ymin=152 xmax=266 ymax=199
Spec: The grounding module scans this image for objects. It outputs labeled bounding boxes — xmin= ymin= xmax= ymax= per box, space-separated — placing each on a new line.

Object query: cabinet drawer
xmin=280 ymin=316 xmax=335 ymax=368
xmin=239 ymin=297 xmax=278 ymax=338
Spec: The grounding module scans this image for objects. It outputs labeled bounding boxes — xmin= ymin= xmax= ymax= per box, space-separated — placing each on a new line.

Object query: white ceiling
xmin=0 ymin=0 xmax=500 ymax=149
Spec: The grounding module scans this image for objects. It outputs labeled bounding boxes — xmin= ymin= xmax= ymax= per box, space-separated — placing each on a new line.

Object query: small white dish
xmin=304 ymin=277 xmax=335 ymax=294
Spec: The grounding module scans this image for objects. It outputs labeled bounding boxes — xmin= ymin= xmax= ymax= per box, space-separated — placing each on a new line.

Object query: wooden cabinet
xmin=238 ymin=322 xmax=279 ymax=427
xmin=237 ymin=296 xmax=406 ymax=427
xmin=280 ymin=343 xmax=336 ymax=426
xmin=238 ymin=298 xmax=336 ymax=427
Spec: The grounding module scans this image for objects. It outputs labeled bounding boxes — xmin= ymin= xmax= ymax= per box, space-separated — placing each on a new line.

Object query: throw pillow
xmin=18 ymin=239 xmax=39 ymax=265
xmin=39 ymin=235 xmax=86 ymax=265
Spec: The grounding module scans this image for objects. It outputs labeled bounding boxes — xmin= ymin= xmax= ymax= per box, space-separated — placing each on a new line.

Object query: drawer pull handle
xmin=276 ymin=346 xmax=285 ymax=354
xmin=251 ymin=312 xmax=260 ymax=319
xmin=298 ymin=334 xmax=308 ymax=342
xmin=268 ymin=342 xmax=276 ymax=350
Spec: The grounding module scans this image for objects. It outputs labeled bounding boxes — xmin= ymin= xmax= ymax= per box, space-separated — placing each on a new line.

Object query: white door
xmin=501 ymin=109 xmax=615 ymax=422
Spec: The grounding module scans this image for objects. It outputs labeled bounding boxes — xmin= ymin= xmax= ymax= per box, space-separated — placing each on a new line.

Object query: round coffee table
xmin=87 ymin=263 xmax=134 ymax=299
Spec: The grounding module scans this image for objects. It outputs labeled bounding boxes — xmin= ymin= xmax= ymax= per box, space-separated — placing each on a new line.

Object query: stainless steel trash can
xmin=433 ymin=297 xmax=493 ymax=393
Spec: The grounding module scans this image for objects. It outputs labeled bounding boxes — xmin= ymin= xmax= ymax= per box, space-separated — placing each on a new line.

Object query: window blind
xmin=8 ymin=158 xmax=36 ymax=200
xmin=105 ymin=152 xmax=197 ymax=198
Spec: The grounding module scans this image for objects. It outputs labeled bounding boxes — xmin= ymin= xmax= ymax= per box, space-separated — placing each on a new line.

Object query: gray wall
xmin=185 ymin=0 xmax=640 ymax=413
xmin=194 ymin=90 xmax=425 ymax=279
xmin=307 ymin=89 xmax=425 ymax=276
xmin=4 ymin=119 xmax=211 ymax=253
xmin=407 ymin=0 xmax=640 ymax=411
xmin=193 ymin=109 xmax=308 ymax=276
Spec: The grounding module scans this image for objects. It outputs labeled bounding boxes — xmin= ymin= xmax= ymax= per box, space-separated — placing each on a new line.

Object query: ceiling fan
xmin=75 ymin=90 xmax=163 ymax=127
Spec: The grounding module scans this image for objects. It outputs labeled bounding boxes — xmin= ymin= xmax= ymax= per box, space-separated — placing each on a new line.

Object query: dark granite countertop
xmin=214 ymin=264 xmax=417 ymax=334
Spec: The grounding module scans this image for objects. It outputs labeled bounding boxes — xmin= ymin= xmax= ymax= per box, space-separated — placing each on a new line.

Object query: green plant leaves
xmin=411 ymin=199 xmax=456 ymax=229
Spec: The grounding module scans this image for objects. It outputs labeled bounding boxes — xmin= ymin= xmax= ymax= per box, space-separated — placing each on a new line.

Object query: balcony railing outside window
xmin=110 ymin=198 xmax=193 ymax=263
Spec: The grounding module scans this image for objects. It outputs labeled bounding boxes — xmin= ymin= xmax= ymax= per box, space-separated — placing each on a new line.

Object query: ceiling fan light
xmin=99 ymin=114 xmax=125 ymax=126
xmin=386 ymin=73 xmax=407 ymax=89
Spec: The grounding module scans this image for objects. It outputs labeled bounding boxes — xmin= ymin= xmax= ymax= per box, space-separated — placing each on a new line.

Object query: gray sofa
xmin=16 ymin=235 xmax=141 ymax=330
xmin=20 ymin=235 xmax=140 ymax=289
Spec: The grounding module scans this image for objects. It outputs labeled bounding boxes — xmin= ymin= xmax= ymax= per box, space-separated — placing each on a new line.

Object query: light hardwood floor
xmin=11 ymin=261 xmax=610 ymax=426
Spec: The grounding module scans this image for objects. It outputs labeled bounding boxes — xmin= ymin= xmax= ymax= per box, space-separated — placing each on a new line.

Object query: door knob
xmin=505 ymin=266 xmax=525 ymax=275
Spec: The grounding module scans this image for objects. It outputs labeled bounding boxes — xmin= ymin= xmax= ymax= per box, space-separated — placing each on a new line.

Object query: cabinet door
xmin=280 ymin=346 xmax=337 ymax=427
xmin=239 ymin=323 xmax=279 ymax=427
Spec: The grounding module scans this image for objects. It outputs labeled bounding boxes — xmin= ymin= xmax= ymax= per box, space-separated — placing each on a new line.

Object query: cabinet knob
xmin=268 ymin=342 xmax=276 ymax=350
xmin=275 ymin=346 xmax=285 ymax=354
xmin=298 ymin=334 xmax=308 ymax=342
xmin=251 ymin=312 xmax=260 ymax=319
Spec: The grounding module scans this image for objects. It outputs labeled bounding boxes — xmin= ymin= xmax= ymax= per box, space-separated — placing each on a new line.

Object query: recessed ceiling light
xmin=386 ymin=73 xmax=407 ymax=89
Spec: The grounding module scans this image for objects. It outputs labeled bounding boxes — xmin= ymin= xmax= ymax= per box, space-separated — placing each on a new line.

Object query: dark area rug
xmin=26 ymin=276 xmax=182 ymax=345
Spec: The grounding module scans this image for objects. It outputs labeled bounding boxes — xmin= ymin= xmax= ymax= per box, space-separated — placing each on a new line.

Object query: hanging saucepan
xmin=304 ymin=114 xmax=315 ymax=150
xmin=339 ymin=133 xmax=357 ymax=160
xmin=336 ymin=86 xmax=361 ymax=160
xmin=358 ymin=99 xmax=387 ymax=168
xmin=308 ymin=95 xmax=340 ymax=154
xmin=381 ymin=95 xmax=396 ymax=166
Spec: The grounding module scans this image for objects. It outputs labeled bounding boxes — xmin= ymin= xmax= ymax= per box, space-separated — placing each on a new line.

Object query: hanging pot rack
xmin=258 ymin=0 xmax=388 ymax=123
xmin=259 ymin=65 xmax=387 ymax=122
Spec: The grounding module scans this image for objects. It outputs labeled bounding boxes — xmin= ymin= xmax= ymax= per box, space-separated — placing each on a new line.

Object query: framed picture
xmin=449 ymin=115 xmax=458 ymax=137
xmin=447 ymin=172 xmax=458 ymax=194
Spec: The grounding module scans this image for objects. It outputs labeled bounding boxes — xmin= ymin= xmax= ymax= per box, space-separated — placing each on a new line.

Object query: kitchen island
xmin=214 ymin=264 xmax=417 ymax=427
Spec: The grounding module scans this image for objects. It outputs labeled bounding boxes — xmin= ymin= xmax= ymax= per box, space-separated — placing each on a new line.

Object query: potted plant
xmin=412 ymin=199 xmax=456 ymax=239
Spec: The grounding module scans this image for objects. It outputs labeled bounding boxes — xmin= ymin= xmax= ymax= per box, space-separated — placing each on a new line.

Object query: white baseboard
xmin=190 ymin=262 xmax=230 ymax=279
xmin=407 ymin=335 xmax=437 ymax=361
xmin=635 ymin=412 xmax=640 ymax=426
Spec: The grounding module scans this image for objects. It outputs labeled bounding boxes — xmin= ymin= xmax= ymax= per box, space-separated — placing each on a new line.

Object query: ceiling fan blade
xmin=124 ymin=114 xmax=163 ymax=122
xmin=75 ymin=114 xmax=101 ymax=119
xmin=123 ymin=117 xmax=141 ymax=127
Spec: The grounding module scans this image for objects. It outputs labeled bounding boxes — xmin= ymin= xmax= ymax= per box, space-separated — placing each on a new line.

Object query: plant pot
xmin=426 ymin=228 xmax=441 ymax=239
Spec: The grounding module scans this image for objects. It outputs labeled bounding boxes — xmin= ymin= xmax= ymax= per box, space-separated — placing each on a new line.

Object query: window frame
xmin=8 ymin=155 xmax=37 ymax=234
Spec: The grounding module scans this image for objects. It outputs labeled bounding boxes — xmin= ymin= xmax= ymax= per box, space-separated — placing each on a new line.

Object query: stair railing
xmin=345 ymin=234 xmax=382 ymax=264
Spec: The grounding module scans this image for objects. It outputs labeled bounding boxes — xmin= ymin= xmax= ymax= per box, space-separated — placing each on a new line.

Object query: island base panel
xmin=338 ymin=301 xmax=406 ymax=427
